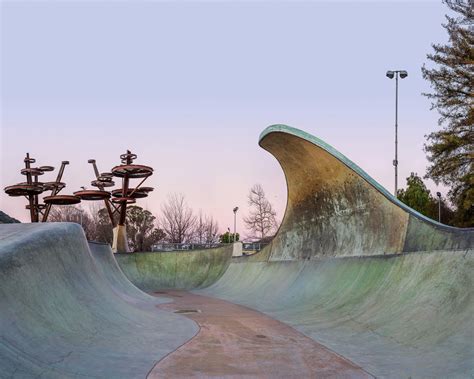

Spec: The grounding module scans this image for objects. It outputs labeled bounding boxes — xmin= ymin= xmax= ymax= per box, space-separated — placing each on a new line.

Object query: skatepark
xmin=1 ymin=125 xmax=472 ymax=378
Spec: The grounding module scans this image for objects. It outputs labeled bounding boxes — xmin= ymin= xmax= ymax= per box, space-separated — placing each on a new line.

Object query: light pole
xmin=386 ymin=70 xmax=408 ymax=196
xmin=436 ymin=192 xmax=441 ymax=223
xmin=233 ymin=207 xmax=239 ymax=243
xmin=227 ymin=227 xmax=231 ymax=243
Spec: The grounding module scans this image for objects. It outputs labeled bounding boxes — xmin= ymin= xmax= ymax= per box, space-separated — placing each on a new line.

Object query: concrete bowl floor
xmin=150 ymin=290 xmax=372 ymax=378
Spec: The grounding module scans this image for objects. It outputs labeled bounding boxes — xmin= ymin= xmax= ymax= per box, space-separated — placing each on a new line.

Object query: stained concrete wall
xmin=115 ymin=244 xmax=233 ymax=292
xmin=0 ymin=223 xmax=198 ymax=378
xmin=258 ymin=125 xmax=472 ymax=260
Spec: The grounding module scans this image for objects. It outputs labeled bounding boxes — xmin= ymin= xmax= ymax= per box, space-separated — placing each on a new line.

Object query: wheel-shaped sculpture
xmin=21 ymin=168 xmax=44 ymax=176
xmin=39 ymin=166 xmax=55 ymax=172
xmin=4 ymin=184 xmax=44 ymax=197
xmin=120 ymin=152 xmax=137 ymax=163
xmin=112 ymin=187 xmax=154 ymax=199
xmin=73 ymin=190 xmax=111 ymax=201
xmin=111 ymin=164 xmax=153 ymax=178
xmin=43 ymin=195 xmax=81 ymax=205
xmin=98 ymin=176 xmax=113 ymax=183
xmin=111 ymin=197 xmax=136 ymax=204
xmin=43 ymin=182 xmax=66 ymax=191
xmin=91 ymin=180 xmax=115 ymax=188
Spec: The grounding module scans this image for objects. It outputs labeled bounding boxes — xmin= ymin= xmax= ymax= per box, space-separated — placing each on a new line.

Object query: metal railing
xmin=150 ymin=241 xmax=270 ymax=253
xmin=151 ymin=243 xmax=226 ymax=252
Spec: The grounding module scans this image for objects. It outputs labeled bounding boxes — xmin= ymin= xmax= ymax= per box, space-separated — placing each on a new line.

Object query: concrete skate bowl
xmin=115 ymin=246 xmax=233 ymax=292
xmin=197 ymin=125 xmax=473 ymax=378
xmin=0 ymin=223 xmax=199 ymax=378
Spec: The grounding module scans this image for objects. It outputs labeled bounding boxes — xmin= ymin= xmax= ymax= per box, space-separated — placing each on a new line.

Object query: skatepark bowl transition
xmin=1 ymin=125 xmax=473 ymax=378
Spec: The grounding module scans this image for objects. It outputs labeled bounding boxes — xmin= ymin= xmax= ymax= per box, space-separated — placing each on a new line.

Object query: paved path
xmin=149 ymin=291 xmax=372 ymax=378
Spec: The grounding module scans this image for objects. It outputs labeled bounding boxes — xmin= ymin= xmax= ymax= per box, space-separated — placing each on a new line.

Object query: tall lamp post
xmin=386 ymin=70 xmax=408 ymax=196
xmin=436 ymin=192 xmax=442 ymax=223
xmin=233 ymin=206 xmax=239 ymax=242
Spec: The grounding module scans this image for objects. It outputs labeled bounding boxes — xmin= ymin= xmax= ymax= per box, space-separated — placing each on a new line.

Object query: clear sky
xmin=1 ymin=1 xmax=451 ymax=236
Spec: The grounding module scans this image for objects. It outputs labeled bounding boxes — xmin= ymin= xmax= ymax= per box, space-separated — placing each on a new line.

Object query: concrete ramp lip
xmin=259 ymin=124 xmax=473 ymax=233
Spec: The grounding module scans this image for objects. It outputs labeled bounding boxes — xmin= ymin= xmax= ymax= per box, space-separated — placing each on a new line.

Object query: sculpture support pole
xmin=42 ymin=161 xmax=68 ymax=222
xmin=88 ymin=160 xmax=116 ymax=227
xmin=113 ymin=150 xmax=132 ymax=252
xmin=112 ymin=225 xmax=129 ymax=253
xmin=24 ymin=153 xmax=36 ymax=222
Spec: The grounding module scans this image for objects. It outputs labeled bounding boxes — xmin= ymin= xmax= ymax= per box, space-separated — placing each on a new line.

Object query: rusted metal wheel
xmin=21 ymin=168 xmax=43 ymax=176
xmin=98 ymin=176 xmax=113 ymax=182
xmin=91 ymin=179 xmax=115 ymax=188
xmin=111 ymin=186 xmax=154 ymax=199
xmin=43 ymin=195 xmax=81 ymax=205
xmin=43 ymin=182 xmax=66 ymax=191
xmin=111 ymin=164 xmax=153 ymax=178
xmin=26 ymin=204 xmax=47 ymax=210
xmin=100 ymin=172 xmax=113 ymax=178
xmin=111 ymin=196 xmax=136 ymax=204
xmin=120 ymin=153 xmax=137 ymax=162
xmin=73 ymin=190 xmax=111 ymax=201
xmin=4 ymin=183 xmax=44 ymax=196
xmin=39 ymin=166 xmax=55 ymax=172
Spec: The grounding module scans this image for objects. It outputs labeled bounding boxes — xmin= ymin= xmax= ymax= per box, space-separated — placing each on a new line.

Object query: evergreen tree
xmin=421 ymin=0 xmax=473 ymax=227
xmin=397 ymin=173 xmax=454 ymax=225
xmin=219 ymin=231 xmax=239 ymax=243
xmin=126 ymin=206 xmax=165 ymax=252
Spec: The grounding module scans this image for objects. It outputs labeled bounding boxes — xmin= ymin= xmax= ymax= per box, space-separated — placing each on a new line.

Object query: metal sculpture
xmin=4 ymin=153 xmax=80 ymax=222
xmin=74 ymin=150 xmax=154 ymax=252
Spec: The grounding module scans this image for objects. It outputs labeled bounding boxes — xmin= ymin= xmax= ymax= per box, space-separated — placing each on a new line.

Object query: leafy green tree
xmin=0 ymin=210 xmax=20 ymax=223
xmin=89 ymin=207 xmax=113 ymax=244
xmin=397 ymin=173 xmax=436 ymax=218
xmin=421 ymin=0 xmax=473 ymax=227
xmin=126 ymin=206 xmax=165 ymax=252
xmin=219 ymin=231 xmax=239 ymax=243
xmin=397 ymin=173 xmax=454 ymax=224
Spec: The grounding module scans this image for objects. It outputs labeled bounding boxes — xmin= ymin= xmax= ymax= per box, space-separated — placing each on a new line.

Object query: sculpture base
xmin=112 ymin=225 xmax=130 ymax=253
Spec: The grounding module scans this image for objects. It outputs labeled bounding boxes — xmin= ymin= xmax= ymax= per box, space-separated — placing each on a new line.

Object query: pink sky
xmin=1 ymin=1 xmax=452 ymax=235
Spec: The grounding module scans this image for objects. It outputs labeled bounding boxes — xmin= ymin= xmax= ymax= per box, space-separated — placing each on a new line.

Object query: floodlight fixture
xmin=386 ymin=69 xmax=408 ymax=195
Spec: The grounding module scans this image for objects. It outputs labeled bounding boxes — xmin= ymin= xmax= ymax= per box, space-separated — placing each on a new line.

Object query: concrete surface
xmin=1 ymin=125 xmax=473 ymax=378
xmin=115 ymin=245 xmax=233 ymax=292
xmin=201 ymin=250 xmax=473 ymax=378
xmin=0 ymin=223 xmax=198 ymax=378
xmin=150 ymin=290 xmax=372 ymax=378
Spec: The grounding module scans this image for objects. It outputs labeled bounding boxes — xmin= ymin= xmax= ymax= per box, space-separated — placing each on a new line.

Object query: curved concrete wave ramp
xmin=199 ymin=125 xmax=473 ymax=378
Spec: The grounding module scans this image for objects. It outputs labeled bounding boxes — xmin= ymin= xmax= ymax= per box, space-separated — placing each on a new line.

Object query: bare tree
xmin=243 ymin=184 xmax=278 ymax=240
xmin=159 ymin=193 xmax=196 ymax=243
xmin=194 ymin=211 xmax=206 ymax=244
xmin=204 ymin=214 xmax=219 ymax=244
xmin=192 ymin=211 xmax=220 ymax=244
xmin=48 ymin=205 xmax=97 ymax=240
